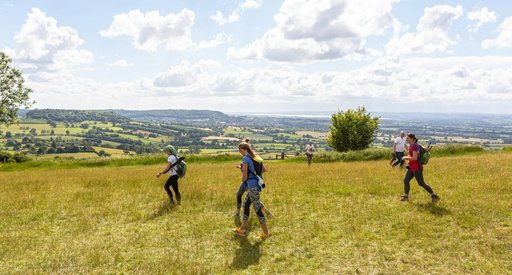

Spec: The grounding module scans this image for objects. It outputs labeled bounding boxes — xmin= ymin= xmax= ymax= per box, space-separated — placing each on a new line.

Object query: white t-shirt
xmin=305 ymin=144 xmax=315 ymax=155
xmin=394 ymin=137 xmax=406 ymax=152
xmin=167 ymin=155 xmax=178 ymax=176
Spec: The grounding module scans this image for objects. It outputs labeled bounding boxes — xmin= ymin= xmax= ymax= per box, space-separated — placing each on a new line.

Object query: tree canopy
xmin=327 ymin=107 xmax=380 ymax=152
xmin=0 ymin=52 xmax=33 ymax=126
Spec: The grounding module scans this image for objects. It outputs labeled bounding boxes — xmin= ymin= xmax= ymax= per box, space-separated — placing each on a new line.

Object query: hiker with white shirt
xmin=392 ymin=131 xmax=407 ymax=169
xmin=305 ymin=141 xmax=315 ymax=167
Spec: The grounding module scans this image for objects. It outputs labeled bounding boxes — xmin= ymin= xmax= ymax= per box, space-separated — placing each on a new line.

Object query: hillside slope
xmin=0 ymin=153 xmax=511 ymax=273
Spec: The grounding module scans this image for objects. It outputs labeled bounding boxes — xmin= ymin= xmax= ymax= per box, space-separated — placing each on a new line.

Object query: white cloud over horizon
xmin=2 ymin=1 xmax=512 ymax=114
xmin=24 ymin=56 xmax=512 ymax=113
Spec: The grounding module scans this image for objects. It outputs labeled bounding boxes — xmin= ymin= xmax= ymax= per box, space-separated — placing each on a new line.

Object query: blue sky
xmin=1 ymin=0 xmax=512 ymax=113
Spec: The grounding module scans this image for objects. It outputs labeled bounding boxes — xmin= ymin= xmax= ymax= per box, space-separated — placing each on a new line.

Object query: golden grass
xmin=0 ymin=152 xmax=511 ymax=273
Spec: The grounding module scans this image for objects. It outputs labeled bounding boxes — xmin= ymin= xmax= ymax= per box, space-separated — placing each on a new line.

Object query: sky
xmin=1 ymin=0 xmax=512 ymax=114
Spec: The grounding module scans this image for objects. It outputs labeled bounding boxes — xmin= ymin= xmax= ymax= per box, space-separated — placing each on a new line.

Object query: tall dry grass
xmin=0 ymin=152 xmax=511 ymax=273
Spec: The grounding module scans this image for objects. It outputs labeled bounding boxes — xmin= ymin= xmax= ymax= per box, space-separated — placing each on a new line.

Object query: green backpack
xmin=417 ymin=142 xmax=432 ymax=165
xmin=176 ymin=160 xmax=187 ymax=178
xmin=171 ymin=156 xmax=187 ymax=178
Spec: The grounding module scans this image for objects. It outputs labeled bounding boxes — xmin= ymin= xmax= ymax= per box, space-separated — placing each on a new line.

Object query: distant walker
xmin=305 ymin=141 xmax=315 ymax=167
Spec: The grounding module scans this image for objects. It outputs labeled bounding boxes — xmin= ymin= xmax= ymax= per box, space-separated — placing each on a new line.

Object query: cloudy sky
xmin=1 ymin=0 xmax=512 ymax=114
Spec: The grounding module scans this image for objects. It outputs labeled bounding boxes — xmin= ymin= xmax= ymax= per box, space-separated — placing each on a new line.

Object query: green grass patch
xmin=0 ymin=153 xmax=511 ymax=273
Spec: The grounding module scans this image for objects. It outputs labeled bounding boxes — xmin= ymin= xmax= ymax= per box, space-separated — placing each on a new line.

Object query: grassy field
xmin=0 ymin=152 xmax=511 ymax=273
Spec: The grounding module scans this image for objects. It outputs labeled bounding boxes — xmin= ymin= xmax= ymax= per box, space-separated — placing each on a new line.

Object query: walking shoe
xmin=400 ymin=195 xmax=409 ymax=201
xmin=231 ymin=227 xmax=246 ymax=236
xmin=431 ymin=194 xmax=440 ymax=203
xmin=258 ymin=232 xmax=271 ymax=241
xmin=233 ymin=210 xmax=241 ymax=218
xmin=264 ymin=209 xmax=273 ymax=218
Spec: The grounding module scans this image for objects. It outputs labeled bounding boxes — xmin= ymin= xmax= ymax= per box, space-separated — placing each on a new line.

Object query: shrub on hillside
xmin=431 ymin=144 xmax=484 ymax=156
xmin=0 ymin=151 xmax=32 ymax=163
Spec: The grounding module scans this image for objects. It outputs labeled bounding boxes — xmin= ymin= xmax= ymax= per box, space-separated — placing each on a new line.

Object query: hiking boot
xmin=258 ymin=232 xmax=271 ymax=241
xmin=400 ymin=195 xmax=409 ymax=201
xmin=231 ymin=227 xmax=246 ymax=237
xmin=431 ymin=194 xmax=440 ymax=203
xmin=169 ymin=200 xmax=175 ymax=207
xmin=233 ymin=210 xmax=241 ymax=218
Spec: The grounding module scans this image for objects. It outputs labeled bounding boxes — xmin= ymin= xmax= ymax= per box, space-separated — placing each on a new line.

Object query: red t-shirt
xmin=408 ymin=143 xmax=422 ymax=172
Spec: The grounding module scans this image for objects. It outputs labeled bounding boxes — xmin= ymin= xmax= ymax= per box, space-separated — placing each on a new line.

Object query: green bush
xmin=12 ymin=152 xmax=32 ymax=163
xmin=431 ymin=144 xmax=484 ymax=156
xmin=0 ymin=151 xmax=32 ymax=163
xmin=503 ymin=146 xmax=512 ymax=152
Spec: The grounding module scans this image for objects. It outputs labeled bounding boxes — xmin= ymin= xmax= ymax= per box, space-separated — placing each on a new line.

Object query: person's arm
xmin=262 ymin=163 xmax=267 ymax=173
xmin=392 ymin=139 xmax=397 ymax=152
xmin=157 ymin=162 xmax=172 ymax=178
xmin=241 ymin=163 xmax=248 ymax=182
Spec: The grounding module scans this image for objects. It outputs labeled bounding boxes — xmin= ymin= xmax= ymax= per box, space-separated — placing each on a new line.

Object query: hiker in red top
xmin=400 ymin=134 xmax=440 ymax=202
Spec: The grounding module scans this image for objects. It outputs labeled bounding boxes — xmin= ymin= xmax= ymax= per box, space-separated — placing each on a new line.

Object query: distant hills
xmin=20 ymin=109 xmax=331 ymax=131
xmin=109 ymin=109 xmax=233 ymax=123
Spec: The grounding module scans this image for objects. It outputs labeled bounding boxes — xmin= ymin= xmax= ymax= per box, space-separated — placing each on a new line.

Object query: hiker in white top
xmin=392 ymin=131 xmax=407 ymax=169
xmin=305 ymin=141 xmax=315 ymax=167
xmin=156 ymin=145 xmax=181 ymax=206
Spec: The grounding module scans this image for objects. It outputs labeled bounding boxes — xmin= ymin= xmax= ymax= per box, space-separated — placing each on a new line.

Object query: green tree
xmin=97 ymin=149 xmax=111 ymax=157
xmin=327 ymin=107 xmax=380 ymax=152
xmin=0 ymin=52 xmax=33 ymax=126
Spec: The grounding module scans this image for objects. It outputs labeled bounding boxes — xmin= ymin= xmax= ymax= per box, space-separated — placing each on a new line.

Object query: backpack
xmin=417 ymin=142 xmax=432 ymax=165
xmin=170 ymin=156 xmax=187 ymax=178
xmin=251 ymin=157 xmax=264 ymax=177
xmin=176 ymin=160 xmax=187 ymax=178
xmin=248 ymin=155 xmax=265 ymax=189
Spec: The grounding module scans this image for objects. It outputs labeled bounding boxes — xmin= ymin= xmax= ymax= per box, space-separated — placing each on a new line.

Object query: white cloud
xmin=197 ymin=33 xmax=232 ymax=49
xmin=26 ymin=56 xmax=512 ymax=112
xmin=210 ymin=0 xmax=262 ymax=26
xmin=210 ymin=11 xmax=240 ymax=26
xmin=5 ymin=8 xmax=93 ymax=71
xmin=107 ymin=59 xmax=134 ymax=67
xmin=240 ymin=0 xmax=262 ymax=10
xmin=467 ymin=7 xmax=496 ymax=32
xmin=153 ymin=60 xmax=221 ymax=88
xmin=386 ymin=5 xmax=463 ymax=55
xmin=228 ymin=0 xmax=399 ymax=62
xmin=100 ymin=9 xmax=195 ymax=52
xmin=482 ymin=17 xmax=512 ymax=49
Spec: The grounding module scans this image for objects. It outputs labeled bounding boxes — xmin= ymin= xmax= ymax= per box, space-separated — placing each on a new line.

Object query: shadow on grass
xmin=145 ymin=201 xmax=177 ymax=221
xmin=230 ymin=235 xmax=262 ymax=270
xmin=414 ymin=202 xmax=451 ymax=216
